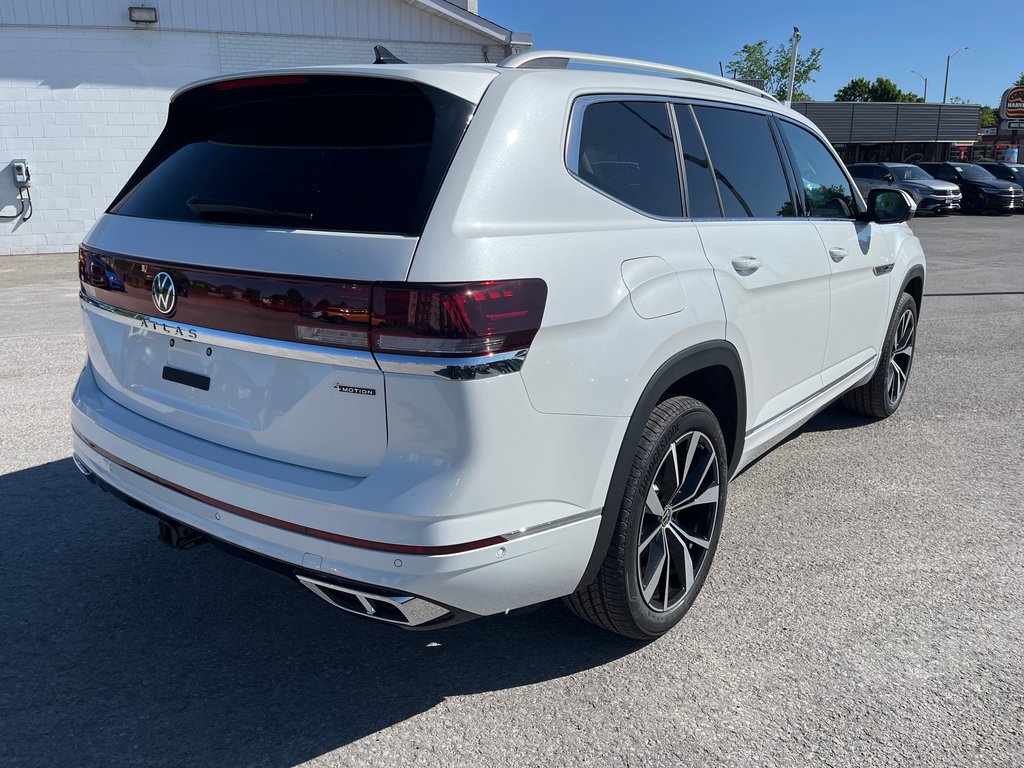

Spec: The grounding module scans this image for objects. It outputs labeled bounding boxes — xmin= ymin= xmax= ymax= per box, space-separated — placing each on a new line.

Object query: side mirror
xmin=883 ymin=174 xmax=895 ymax=183
xmin=861 ymin=188 xmax=916 ymax=224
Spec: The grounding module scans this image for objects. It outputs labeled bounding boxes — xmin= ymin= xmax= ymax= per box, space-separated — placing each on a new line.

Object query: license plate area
xmin=162 ymin=365 xmax=211 ymax=391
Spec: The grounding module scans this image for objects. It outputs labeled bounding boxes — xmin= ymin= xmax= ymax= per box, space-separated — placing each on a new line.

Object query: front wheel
xmin=565 ymin=396 xmax=727 ymax=640
xmin=842 ymin=292 xmax=917 ymax=418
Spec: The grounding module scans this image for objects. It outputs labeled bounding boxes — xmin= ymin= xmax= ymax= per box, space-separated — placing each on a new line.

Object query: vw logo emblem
xmin=151 ymin=272 xmax=176 ymax=315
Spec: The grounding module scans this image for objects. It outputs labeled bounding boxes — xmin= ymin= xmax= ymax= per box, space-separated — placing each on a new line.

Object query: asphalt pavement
xmin=1 ymin=214 xmax=1022 ymax=767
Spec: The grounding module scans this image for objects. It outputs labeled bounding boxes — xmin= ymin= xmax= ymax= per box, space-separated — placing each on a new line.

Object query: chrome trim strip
xmin=80 ymin=293 xmax=379 ymax=369
xmin=83 ymin=293 xmax=529 ymax=379
xmin=502 ymin=507 xmax=601 ymax=540
xmin=746 ymin=360 xmax=876 ymax=437
xmin=375 ymin=349 xmax=529 ymax=380
xmin=295 ymin=575 xmax=450 ymax=626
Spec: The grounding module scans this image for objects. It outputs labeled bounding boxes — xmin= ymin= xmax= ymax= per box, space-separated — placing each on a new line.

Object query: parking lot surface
xmin=2 ymin=215 xmax=1022 ymax=767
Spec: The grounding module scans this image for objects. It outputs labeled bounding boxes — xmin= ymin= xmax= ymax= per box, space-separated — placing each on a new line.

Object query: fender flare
xmin=574 ymin=341 xmax=746 ymax=591
xmin=899 ymin=264 xmax=926 ymax=310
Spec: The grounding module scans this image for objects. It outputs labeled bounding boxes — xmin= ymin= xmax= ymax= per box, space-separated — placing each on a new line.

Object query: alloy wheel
xmin=886 ymin=308 xmax=915 ymax=408
xmin=636 ymin=430 xmax=720 ymax=612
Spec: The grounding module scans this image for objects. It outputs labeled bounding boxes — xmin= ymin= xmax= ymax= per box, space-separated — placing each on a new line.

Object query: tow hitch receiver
xmin=158 ymin=519 xmax=207 ymax=550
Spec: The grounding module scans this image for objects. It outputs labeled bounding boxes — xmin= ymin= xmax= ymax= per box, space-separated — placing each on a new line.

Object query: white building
xmin=0 ymin=1 xmax=531 ymax=255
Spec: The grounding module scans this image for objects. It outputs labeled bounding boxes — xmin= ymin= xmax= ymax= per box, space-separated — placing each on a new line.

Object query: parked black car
xmin=977 ymin=163 xmax=1024 ymax=213
xmin=847 ymin=163 xmax=961 ymax=214
xmin=916 ymin=162 xmax=1023 ymax=213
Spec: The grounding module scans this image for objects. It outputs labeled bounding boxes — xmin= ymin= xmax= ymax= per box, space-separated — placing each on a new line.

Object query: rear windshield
xmin=109 ymin=75 xmax=475 ymax=236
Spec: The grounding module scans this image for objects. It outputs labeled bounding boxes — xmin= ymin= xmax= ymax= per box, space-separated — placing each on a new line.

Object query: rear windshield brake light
xmin=212 ymin=75 xmax=309 ymax=90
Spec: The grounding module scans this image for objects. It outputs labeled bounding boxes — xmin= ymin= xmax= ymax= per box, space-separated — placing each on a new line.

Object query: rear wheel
xmin=842 ymin=292 xmax=917 ymax=418
xmin=565 ymin=396 xmax=727 ymax=640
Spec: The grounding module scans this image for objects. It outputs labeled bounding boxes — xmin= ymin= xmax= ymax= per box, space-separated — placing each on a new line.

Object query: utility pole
xmin=911 ymin=70 xmax=928 ymax=102
xmin=785 ymin=27 xmax=801 ymax=107
xmin=942 ymin=46 xmax=967 ymax=104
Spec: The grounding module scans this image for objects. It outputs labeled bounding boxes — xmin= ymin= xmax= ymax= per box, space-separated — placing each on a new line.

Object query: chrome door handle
xmin=829 ymin=247 xmax=848 ymax=263
xmin=731 ymin=256 xmax=762 ymax=276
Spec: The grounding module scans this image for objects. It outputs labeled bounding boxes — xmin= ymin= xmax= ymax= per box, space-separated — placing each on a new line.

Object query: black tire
xmin=842 ymin=292 xmax=918 ymax=419
xmin=565 ymin=396 xmax=727 ymax=640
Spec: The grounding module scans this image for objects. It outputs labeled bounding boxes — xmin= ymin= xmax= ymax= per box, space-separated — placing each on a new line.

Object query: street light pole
xmin=942 ymin=46 xmax=967 ymax=104
xmin=785 ymin=26 xmax=801 ymax=107
xmin=911 ymin=70 xmax=928 ymax=102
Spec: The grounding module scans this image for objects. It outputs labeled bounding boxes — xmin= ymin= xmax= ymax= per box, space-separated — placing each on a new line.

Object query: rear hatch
xmin=80 ymin=70 xmax=486 ymax=476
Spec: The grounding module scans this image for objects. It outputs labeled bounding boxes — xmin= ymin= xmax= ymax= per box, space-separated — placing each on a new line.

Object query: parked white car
xmin=72 ymin=51 xmax=925 ymax=639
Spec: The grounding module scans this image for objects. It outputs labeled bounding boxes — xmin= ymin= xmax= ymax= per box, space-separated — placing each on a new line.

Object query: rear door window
xmin=109 ymin=75 xmax=475 ymax=236
xmin=691 ymin=106 xmax=795 ymax=218
xmin=573 ymin=100 xmax=683 ymax=218
xmin=777 ymin=120 xmax=857 ymax=218
xmin=673 ymin=105 xmax=722 ymax=217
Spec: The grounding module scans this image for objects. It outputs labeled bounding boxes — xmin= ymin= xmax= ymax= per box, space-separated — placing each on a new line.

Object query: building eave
xmin=405 ymin=0 xmax=513 ymax=45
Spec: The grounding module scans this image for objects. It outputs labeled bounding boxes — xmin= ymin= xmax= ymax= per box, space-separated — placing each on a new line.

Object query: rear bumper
xmin=72 ymin=361 xmax=611 ymax=617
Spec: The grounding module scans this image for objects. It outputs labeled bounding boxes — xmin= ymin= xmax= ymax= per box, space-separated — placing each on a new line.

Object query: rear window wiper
xmin=186 ymin=197 xmax=314 ymax=223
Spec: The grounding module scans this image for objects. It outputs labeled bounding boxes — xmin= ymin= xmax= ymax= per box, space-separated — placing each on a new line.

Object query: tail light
xmin=79 ymin=245 xmax=547 ymax=361
xmin=371 ymin=280 xmax=547 ymax=357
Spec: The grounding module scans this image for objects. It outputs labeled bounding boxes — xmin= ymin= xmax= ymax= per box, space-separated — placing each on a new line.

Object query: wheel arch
xmin=574 ymin=341 xmax=746 ymax=591
xmin=900 ymin=264 xmax=925 ymax=312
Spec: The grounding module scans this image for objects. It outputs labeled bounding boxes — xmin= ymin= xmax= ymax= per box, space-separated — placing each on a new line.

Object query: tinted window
xmin=955 ymin=164 xmax=998 ymax=181
xmin=110 ymin=76 xmax=474 ymax=236
xmin=778 ymin=120 xmax=857 ymax=218
xmin=889 ymin=165 xmax=933 ymax=181
xmin=920 ymin=164 xmax=952 ymax=181
xmin=692 ymin=106 xmax=794 ymax=218
xmin=575 ymin=101 xmax=682 ymax=217
xmin=848 ymin=165 xmax=876 ymax=179
xmin=673 ymin=105 xmax=721 ymax=217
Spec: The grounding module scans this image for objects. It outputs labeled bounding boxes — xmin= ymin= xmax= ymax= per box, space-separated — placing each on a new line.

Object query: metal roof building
xmin=791 ymin=101 xmax=982 ymax=164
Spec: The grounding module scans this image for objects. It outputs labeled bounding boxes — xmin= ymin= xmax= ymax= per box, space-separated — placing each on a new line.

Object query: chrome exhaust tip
xmin=72 ymin=453 xmax=93 ymax=476
xmin=296 ymin=574 xmax=449 ymax=627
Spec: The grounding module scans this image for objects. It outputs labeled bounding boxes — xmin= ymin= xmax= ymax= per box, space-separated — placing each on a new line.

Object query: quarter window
xmin=692 ymin=106 xmax=795 ymax=218
xmin=574 ymin=101 xmax=682 ymax=218
xmin=778 ymin=121 xmax=857 ymax=218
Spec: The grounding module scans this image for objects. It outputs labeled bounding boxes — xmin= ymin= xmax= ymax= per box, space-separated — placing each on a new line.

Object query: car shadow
xmin=735 ymin=402 xmax=877 ymax=477
xmin=0 ymin=459 xmax=641 ymax=768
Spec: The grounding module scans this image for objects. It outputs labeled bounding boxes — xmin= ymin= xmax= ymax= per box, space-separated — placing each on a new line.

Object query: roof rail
xmin=497 ymin=50 xmax=779 ymax=103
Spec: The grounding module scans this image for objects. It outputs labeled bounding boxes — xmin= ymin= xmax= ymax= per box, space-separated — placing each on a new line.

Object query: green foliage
xmin=979 ymin=106 xmax=1000 ymax=128
xmin=834 ymin=77 xmax=922 ymax=103
xmin=727 ymin=36 xmax=824 ymax=101
xmin=1015 ymin=72 xmax=1024 ymax=87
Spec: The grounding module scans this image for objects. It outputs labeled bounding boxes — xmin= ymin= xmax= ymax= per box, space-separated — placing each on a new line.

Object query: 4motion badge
xmin=333 ymin=384 xmax=376 ymax=396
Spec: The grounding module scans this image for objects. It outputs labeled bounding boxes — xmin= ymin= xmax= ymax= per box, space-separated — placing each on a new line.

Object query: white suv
xmin=72 ymin=51 xmax=924 ymax=639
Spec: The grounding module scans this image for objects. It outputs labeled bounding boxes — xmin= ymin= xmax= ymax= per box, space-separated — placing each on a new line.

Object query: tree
xmin=833 ymin=77 xmax=872 ymax=102
xmin=1015 ymin=72 xmax=1024 ymax=87
xmin=834 ymin=77 xmax=922 ymax=103
xmin=979 ymin=106 xmax=1000 ymax=128
xmin=727 ymin=36 xmax=824 ymax=101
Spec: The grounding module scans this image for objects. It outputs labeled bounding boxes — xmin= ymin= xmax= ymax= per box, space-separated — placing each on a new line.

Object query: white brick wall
xmin=217 ymin=34 xmax=504 ymax=70
xmin=0 ymin=27 xmax=220 ymax=255
xmin=0 ymin=24 xmax=499 ymax=255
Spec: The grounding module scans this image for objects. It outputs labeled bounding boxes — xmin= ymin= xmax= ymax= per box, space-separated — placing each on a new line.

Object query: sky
xmin=481 ymin=0 xmax=1019 ymax=107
